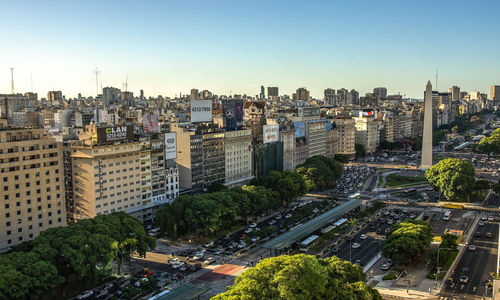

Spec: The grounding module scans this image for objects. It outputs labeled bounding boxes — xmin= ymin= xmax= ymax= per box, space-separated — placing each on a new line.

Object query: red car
xmin=141 ymin=269 xmax=154 ymax=278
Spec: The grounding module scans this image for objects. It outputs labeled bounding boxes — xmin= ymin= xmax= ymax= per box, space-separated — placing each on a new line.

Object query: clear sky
xmin=1 ymin=0 xmax=499 ymax=99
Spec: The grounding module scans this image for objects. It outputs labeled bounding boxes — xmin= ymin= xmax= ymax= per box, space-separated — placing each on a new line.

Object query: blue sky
xmin=1 ymin=0 xmax=499 ymax=99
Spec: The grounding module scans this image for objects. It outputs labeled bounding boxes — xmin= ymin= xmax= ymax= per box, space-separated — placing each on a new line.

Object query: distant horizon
xmin=1 ymin=0 xmax=499 ymax=99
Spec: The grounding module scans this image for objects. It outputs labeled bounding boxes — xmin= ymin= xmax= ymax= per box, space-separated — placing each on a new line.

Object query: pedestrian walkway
xmin=389 ymin=205 xmax=426 ymax=212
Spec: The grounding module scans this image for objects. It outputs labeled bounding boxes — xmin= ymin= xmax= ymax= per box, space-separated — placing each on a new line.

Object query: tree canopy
xmin=212 ymin=254 xmax=381 ymax=300
xmin=425 ymin=158 xmax=476 ymax=202
xmin=296 ymin=155 xmax=343 ymax=191
xmin=476 ymin=128 xmax=500 ymax=157
xmin=382 ymin=220 xmax=433 ymax=265
xmin=355 ymin=143 xmax=366 ymax=158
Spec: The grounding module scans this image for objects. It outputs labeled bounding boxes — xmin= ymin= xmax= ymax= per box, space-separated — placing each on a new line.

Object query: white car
xmin=251 ymin=236 xmax=260 ymax=242
xmin=249 ymin=222 xmax=257 ymax=228
xmin=244 ymin=228 xmax=253 ymax=234
xmin=381 ymin=264 xmax=390 ymax=270
xmin=193 ymin=253 xmax=204 ymax=260
xmin=360 ymin=234 xmax=367 ymax=240
xmin=352 ymin=243 xmax=361 ymax=249
xmin=381 ymin=236 xmax=386 ymax=241
xmin=285 ymin=214 xmax=292 ymax=218
xmin=238 ymin=243 xmax=246 ymax=248
xmin=204 ymin=257 xmax=215 ymax=265
xmin=76 ymin=290 xmax=94 ymax=300
xmin=269 ymin=220 xmax=276 ymax=225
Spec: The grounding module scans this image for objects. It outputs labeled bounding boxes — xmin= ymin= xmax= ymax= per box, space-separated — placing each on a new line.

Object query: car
xmin=482 ymin=215 xmax=488 ymax=221
xmin=179 ymin=264 xmax=188 ymax=272
xmin=269 ymin=220 xmax=276 ymax=225
xmin=214 ymin=248 xmax=224 ymax=255
xmin=204 ymin=257 xmax=215 ymax=265
xmin=203 ymin=241 xmax=215 ymax=248
xmin=244 ymin=228 xmax=253 ymax=234
xmin=488 ymin=216 xmax=495 ymax=221
xmin=394 ymin=214 xmax=399 ymax=219
xmin=376 ymin=229 xmax=383 ymax=234
xmin=381 ymin=264 xmax=390 ymax=270
xmin=251 ymin=236 xmax=260 ymax=242
xmin=386 ymin=259 xmax=393 ymax=266
xmin=238 ymin=234 xmax=246 ymax=240
xmin=155 ymin=272 xmax=167 ymax=280
xmin=446 ymin=278 xmax=454 ymax=285
xmin=390 ymin=212 xmax=395 ymax=217
xmin=385 ymin=228 xmax=391 ymax=233
xmin=190 ymin=263 xmax=202 ymax=271
xmin=487 ymin=232 xmax=492 ymax=238
xmin=275 ymin=215 xmax=282 ymax=220
xmin=168 ymin=257 xmax=180 ymax=265
xmin=403 ymin=208 xmax=408 ymax=213
xmin=95 ymin=289 xmax=109 ymax=299
xmin=134 ymin=278 xmax=148 ymax=287
xmin=331 ymin=247 xmax=339 ymax=254
xmin=354 ymin=259 xmax=363 ymax=266
xmin=475 ymin=232 xmax=482 ymax=237
xmin=285 ymin=214 xmax=292 ymax=218
xmin=172 ymin=262 xmax=184 ymax=269
xmin=157 ymin=279 xmax=170 ymax=288
xmin=479 ymin=221 xmax=485 ymax=226
xmin=228 ymin=242 xmax=238 ymax=249
xmin=352 ymin=243 xmax=361 ymax=249
xmin=193 ymin=253 xmax=204 ymax=260
xmin=141 ymin=269 xmax=154 ymax=277
xmin=380 ymin=219 xmax=386 ymax=224
xmin=360 ymin=234 xmax=367 ymax=240
xmin=387 ymin=220 xmax=393 ymax=225
xmin=460 ymin=275 xmax=469 ymax=283
xmin=238 ymin=242 xmax=246 ymax=248
xmin=469 ymin=245 xmax=476 ymax=251
xmin=249 ymin=222 xmax=257 ymax=228
xmin=409 ymin=214 xmax=416 ymax=219
xmin=313 ymin=208 xmax=319 ymax=214
xmin=119 ymin=280 xmax=130 ymax=288
xmin=76 ymin=290 xmax=94 ymax=300
xmin=384 ymin=211 xmax=390 ymax=216
xmin=381 ymin=236 xmax=386 ymax=241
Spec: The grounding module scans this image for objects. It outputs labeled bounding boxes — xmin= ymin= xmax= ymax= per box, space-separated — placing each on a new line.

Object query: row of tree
xmin=0 ymin=212 xmax=156 ymax=300
xmin=476 ymin=128 xmax=500 ymax=157
xmin=382 ymin=220 xmax=433 ymax=265
xmin=425 ymin=158 xmax=477 ymax=202
xmin=212 ymin=254 xmax=382 ymax=300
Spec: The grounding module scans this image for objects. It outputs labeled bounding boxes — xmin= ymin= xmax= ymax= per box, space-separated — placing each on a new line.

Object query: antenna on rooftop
xmin=94 ymin=67 xmax=101 ymax=96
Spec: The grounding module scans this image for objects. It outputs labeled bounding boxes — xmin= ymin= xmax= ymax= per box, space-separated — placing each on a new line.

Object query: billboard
xmin=164 ymin=132 xmax=177 ymax=160
xmin=362 ymin=109 xmax=374 ymax=117
xmin=294 ymin=121 xmax=305 ymax=137
xmin=263 ymin=124 xmax=279 ymax=144
xmin=298 ymin=106 xmax=320 ymax=118
xmin=97 ymin=125 xmax=134 ymax=143
xmin=223 ymin=99 xmax=244 ymax=131
xmin=190 ymin=100 xmax=212 ymax=122
xmin=143 ymin=114 xmax=159 ymax=132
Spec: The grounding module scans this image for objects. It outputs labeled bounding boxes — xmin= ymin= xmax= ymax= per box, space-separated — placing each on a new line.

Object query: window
xmin=28 ymin=217 xmax=32 ymax=222
xmin=18 ymin=228 xmax=23 ymax=233
xmin=7 ymin=230 xmax=11 ymax=235
xmin=39 ymin=223 xmax=43 ymax=227
xmin=4 ymin=203 xmax=9 ymax=209
xmin=38 ymin=214 xmax=42 ymax=219
xmin=15 ymin=193 xmax=20 ymax=198
xmin=15 ymin=184 xmax=19 ymax=189
xmin=3 ymin=177 xmax=7 ymax=182
xmin=36 ymin=180 xmax=40 ymax=186
xmin=5 ymin=213 xmax=10 ymax=218
xmin=4 ymin=186 xmax=8 ymax=191
xmin=17 ymin=210 xmax=21 ymax=215
xmin=6 ymin=221 xmax=11 ymax=227
xmin=26 ymin=191 xmax=31 ymax=196
xmin=58 ymin=218 xmax=62 ymax=223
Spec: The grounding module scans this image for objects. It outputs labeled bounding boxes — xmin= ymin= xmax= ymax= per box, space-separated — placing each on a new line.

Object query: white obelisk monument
xmin=420 ymin=80 xmax=433 ymax=169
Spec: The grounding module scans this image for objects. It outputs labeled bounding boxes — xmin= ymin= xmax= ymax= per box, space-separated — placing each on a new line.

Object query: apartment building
xmin=0 ymin=121 xmax=66 ymax=252
xmin=224 ymin=129 xmax=253 ymax=188
xmin=333 ymin=117 xmax=356 ymax=158
xmin=353 ymin=116 xmax=378 ymax=154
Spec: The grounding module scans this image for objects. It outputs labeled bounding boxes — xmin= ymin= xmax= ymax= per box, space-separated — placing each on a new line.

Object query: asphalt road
xmin=441 ymin=221 xmax=498 ymax=299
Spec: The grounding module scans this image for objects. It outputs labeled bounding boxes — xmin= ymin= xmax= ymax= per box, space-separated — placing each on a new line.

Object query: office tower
xmin=190 ymin=89 xmax=199 ymax=100
xmin=267 ymin=87 xmax=279 ymax=98
xmin=140 ymin=90 xmax=144 ymax=100
xmin=0 ymin=121 xmax=66 ymax=252
xmin=373 ymin=87 xmax=387 ymax=99
xmin=260 ymin=86 xmax=265 ymax=99
xmin=0 ymin=94 xmax=31 ymax=123
xmin=490 ymin=85 xmax=500 ymax=101
xmin=102 ymin=87 xmax=121 ymax=106
xmin=296 ymin=87 xmax=310 ymax=101
xmin=324 ymin=88 xmax=335 ymax=105
xmin=47 ymin=91 xmax=63 ymax=102
xmin=449 ymin=86 xmax=460 ymax=100
xmin=224 ymin=129 xmax=253 ymax=188
xmin=421 ymin=81 xmax=433 ymax=169
xmin=24 ymin=92 xmax=38 ymax=102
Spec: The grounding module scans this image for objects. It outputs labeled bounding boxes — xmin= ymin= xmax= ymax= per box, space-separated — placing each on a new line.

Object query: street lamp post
xmin=435 ymin=247 xmax=453 ymax=290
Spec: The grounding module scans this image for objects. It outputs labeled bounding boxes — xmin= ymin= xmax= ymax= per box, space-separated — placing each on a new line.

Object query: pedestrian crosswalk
xmin=482 ymin=211 xmax=500 ymax=216
xmin=207 ymin=255 xmax=253 ymax=267
xmin=484 ymin=204 xmax=500 ymax=209
xmin=389 ymin=205 xmax=426 ymax=212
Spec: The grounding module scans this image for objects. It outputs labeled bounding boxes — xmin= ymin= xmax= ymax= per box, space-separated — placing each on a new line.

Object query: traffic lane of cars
xmin=444 ymin=222 xmax=497 ymax=298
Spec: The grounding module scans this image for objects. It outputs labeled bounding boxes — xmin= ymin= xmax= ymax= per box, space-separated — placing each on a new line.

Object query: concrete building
xmin=325 ymin=126 xmax=339 ymax=159
xmin=449 ymin=86 xmax=460 ymax=100
xmin=295 ymin=88 xmax=310 ymax=101
xmin=306 ymin=119 xmax=327 ymax=158
xmin=0 ymin=94 xmax=31 ymax=123
xmin=373 ymin=87 xmax=387 ymax=99
xmin=224 ymin=129 xmax=253 ymax=188
xmin=41 ymin=108 xmax=57 ymax=128
xmin=333 ymin=117 xmax=356 ymax=158
xmin=0 ymin=122 xmax=66 ymax=252
xmin=102 ymin=87 xmax=121 ymax=105
xmin=190 ymin=89 xmax=199 ymax=100
xmin=421 ymin=81 xmax=433 ymax=169
xmin=267 ymin=87 xmax=279 ymax=98
xmin=491 ymin=85 xmax=500 ymax=102
xmin=279 ymin=121 xmax=296 ymax=171
xmin=353 ymin=115 xmax=378 ymax=154
xmin=47 ymin=91 xmax=63 ymax=102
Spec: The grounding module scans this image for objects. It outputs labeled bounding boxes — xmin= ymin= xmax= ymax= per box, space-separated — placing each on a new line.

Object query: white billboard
xmin=164 ymin=133 xmax=177 ymax=160
xmin=190 ymin=100 xmax=212 ymax=122
xmin=263 ymin=124 xmax=279 ymax=144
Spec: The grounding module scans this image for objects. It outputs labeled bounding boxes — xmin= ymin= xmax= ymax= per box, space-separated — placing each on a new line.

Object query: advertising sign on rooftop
xmin=164 ymin=132 xmax=177 ymax=160
xmin=298 ymin=106 xmax=320 ymax=118
xmin=190 ymin=100 xmax=212 ymax=122
xmin=263 ymin=124 xmax=279 ymax=144
xmin=96 ymin=125 xmax=134 ymax=143
xmin=294 ymin=121 xmax=305 ymax=137
xmin=143 ymin=114 xmax=159 ymax=132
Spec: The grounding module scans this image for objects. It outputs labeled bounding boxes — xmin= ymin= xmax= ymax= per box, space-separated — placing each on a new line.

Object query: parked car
xmin=168 ymin=258 xmax=180 ymax=265
xmin=332 ymin=247 xmax=339 ymax=254
xmin=141 ymin=269 xmax=154 ymax=278
xmin=249 ymin=222 xmax=257 ymax=228
xmin=190 ymin=263 xmax=202 ymax=272
xmin=244 ymin=228 xmax=253 ymax=234
xmin=204 ymin=257 xmax=215 ymax=265
xmin=193 ymin=252 xmax=204 ymax=260
xmin=482 ymin=215 xmax=488 ymax=221
xmin=475 ymin=232 xmax=482 ymax=237
xmin=269 ymin=220 xmax=276 ymax=225
xmin=179 ymin=264 xmax=188 ymax=272
xmin=251 ymin=236 xmax=260 ymax=242
xmin=446 ymin=278 xmax=454 ymax=285
xmin=479 ymin=221 xmax=485 ymax=226
xmin=488 ymin=216 xmax=495 ymax=221
xmin=354 ymin=259 xmax=363 ymax=266
xmin=134 ymin=278 xmax=148 ymax=287
xmin=285 ymin=214 xmax=292 ymax=218
xmin=157 ymin=279 xmax=170 ymax=288
xmin=381 ymin=264 xmax=390 ymax=270
xmin=381 ymin=236 xmax=386 ymax=241
xmin=95 ymin=289 xmax=108 ymax=299
xmin=76 ymin=290 xmax=94 ymax=300
xmin=214 ymin=248 xmax=224 ymax=255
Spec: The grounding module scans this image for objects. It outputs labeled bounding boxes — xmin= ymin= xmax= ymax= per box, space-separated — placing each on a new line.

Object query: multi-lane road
xmin=441 ymin=221 xmax=498 ymax=299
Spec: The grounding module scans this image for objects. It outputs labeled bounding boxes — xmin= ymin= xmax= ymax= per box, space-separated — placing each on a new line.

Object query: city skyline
xmin=1 ymin=0 xmax=499 ymax=99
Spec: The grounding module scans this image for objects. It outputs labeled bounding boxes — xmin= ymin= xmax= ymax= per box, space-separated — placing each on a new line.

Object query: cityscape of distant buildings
xmin=0 ymin=83 xmax=499 ymax=252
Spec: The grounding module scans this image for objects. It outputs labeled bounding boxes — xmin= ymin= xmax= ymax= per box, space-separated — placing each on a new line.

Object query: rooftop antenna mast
xmin=94 ymin=67 xmax=101 ymax=96
xmin=10 ymin=67 xmax=14 ymax=94
xmin=436 ymin=69 xmax=438 ymax=92
xmin=125 ymin=74 xmax=128 ymax=92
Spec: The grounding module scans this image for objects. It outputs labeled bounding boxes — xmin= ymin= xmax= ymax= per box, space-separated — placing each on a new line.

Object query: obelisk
xmin=420 ymin=80 xmax=433 ymax=169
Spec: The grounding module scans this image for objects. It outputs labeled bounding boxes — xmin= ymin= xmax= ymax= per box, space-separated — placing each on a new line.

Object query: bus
xmin=321 ymin=219 xmax=348 ymax=235
xmin=300 ymin=235 xmax=319 ymax=251
xmin=402 ymin=188 xmax=417 ymax=197
xmin=443 ymin=210 xmax=451 ymax=221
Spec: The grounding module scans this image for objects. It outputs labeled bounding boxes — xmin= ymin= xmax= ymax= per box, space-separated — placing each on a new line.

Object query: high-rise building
xmin=47 ymin=91 xmax=63 ymax=102
xmin=260 ymin=86 xmax=265 ymax=99
xmin=490 ymin=85 xmax=500 ymax=101
xmin=0 ymin=121 xmax=66 ymax=252
xmin=333 ymin=117 xmax=356 ymax=158
xmin=102 ymin=87 xmax=121 ymax=105
xmin=449 ymin=86 xmax=460 ymax=100
xmin=190 ymin=89 xmax=199 ymax=100
xmin=296 ymin=88 xmax=310 ymax=101
xmin=267 ymin=87 xmax=279 ymax=98
xmin=224 ymin=129 xmax=253 ymax=188
xmin=0 ymin=94 xmax=31 ymax=123
xmin=373 ymin=87 xmax=387 ymax=99
xmin=421 ymin=81 xmax=433 ymax=169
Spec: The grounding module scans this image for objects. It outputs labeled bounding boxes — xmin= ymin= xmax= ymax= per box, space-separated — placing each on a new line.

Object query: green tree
xmin=411 ymin=137 xmax=422 ymax=151
xmin=379 ymin=140 xmax=396 ymax=151
xmin=382 ymin=220 xmax=433 ymax=265
xmin=334 ymin=154 xmax=350 ymax=164
xmin=212 ymin=254 xmax=381 ymax=300
xmin=296 ymin=156 xmax=342 ymax=191
xmin=425 ymin=158 xmax=476 ymax=202
xmin=355 ymin=143 xmax=366 ymax=158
